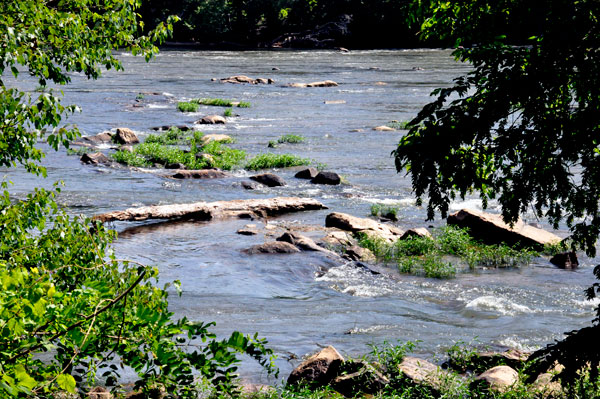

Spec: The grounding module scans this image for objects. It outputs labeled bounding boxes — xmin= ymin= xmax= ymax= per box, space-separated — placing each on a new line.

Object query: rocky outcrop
xmin=288 ymin=346 xmax=345 ymax=386
xmin=276 ymin=232 xmax=339 ymax=258
xmin=93 ymin=197 xmax=327 ymax=223
xmin=245 ymin=241 xmax=300 ymax=254
xmin=325 ymin=212 xmax=404 ymax=243
xmin=197 ymin=115 xmax=226 ymax=124
xmin=447 ymin=209 xmax=561 ymax=249
xmin=311 ymin=171 xmax=341 ymax=185
xmin=270 ymin=15 xmax=351 ymax=49
xmin=220 ymin=75 xmax=274 ymax=85
xmin=295 ymin=167 xmax=318 ymax=179
xmin=113 ymin=128 xmax=139 ymax=144
xmin=250 ymin=173 xmax=287 ymax=187
xmin=81 ymin=152 xmax=112 ymax=165
xmin=200 ymin=134 xmax=232 ymax=145
xmin=549 ymin=251 xmax=578 ymax=269
xmin=472 ymin=366 xmax=518 ymax=392
xmin=288 ymin=80 xmax=339 ymax=88
xmin=171 ymin=169 xmax=228 ymax=179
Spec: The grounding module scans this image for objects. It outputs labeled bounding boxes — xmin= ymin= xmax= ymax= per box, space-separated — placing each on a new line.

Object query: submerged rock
xmin=171 ymin=169 xmax=228 ymax=179
xmin=289 ymin=80 xmax=338 ymax=88
xmin=373 ymin=125 xmax=395 ymax=131
xmin=114 ymin=128 xmax=139 ymax=144
xmin=245 ymin=241 xmax=300 ymax=254
xmin=220 ymin=75 xmax=273 ymax=84
xmin=241 ymin=181 xmax=261 ymax=190
xmin=288 ymin=346 xmax=345 ymax=386
xmin=447 ymin=209 xmax=562 ymax=249
xmin=237 ymin=225 xmax=260 ymax=236
xmin=250 ymin=173 xmax=287 ymax=187
xmin=311 ymin=171 xmax=341 ymax=185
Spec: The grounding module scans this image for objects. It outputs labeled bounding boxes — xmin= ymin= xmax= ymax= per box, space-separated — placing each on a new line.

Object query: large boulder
xmin=250 ymin=173 xmax=287 ymax=187
xmin=197 ymin=115 xmax=226 ymax=124
xmin=245 ymin=241 xmax=300 ymax=254
xmin=471 ymin=365 xmax=519 ymax=392
xmin=311 ymin=171 xmax=341 ymax=185
xmin=288 ymin=346 xmax=345 ymax=386
xmin=113 ymin=128 xmax=139 ymax=144
xmin=81 ymin=152 xmax=112 ymax=165
xmin=171 ymin=169 xmax=228 ymax=179
xmin=325 ymin=212 xmax=404 ymax=243
xmin=447 ymin=209 xmax=562 ymax=249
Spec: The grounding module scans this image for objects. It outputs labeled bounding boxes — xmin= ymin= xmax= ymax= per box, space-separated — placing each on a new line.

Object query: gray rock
xmin=245 ymin=241 xmax=300 ymax=254
xmin=197 ymin=115 xmax=226 ymax=124
xmin=171 ymin=169 xmax=228 ymax=179
xmin=241 ymin=181 xmax=261 ymax=190
xmin=311 ymin=171 xmax=341 ymax=185
xmin=250 ymin=173 xmax=287 ymax=187
xmin=295 ymin=167 xmax=318 ymax=179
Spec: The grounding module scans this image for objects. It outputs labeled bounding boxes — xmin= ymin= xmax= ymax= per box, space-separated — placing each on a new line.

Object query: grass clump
xmin=357 ymin=225 xmax=538 ymax=279
xmin=177 ymin=101 xmax=199 ymax=112
xmin=112 ymin=132 xmax=246 ymax=171
xmin=145 ymin=126 xmax=191 ymax=145
xmin=223 ymin=107 xmax=233 ymax=117
xmin=66 ymin=147 xmax=93 ymax=156
xmin=245 ymin=153 xmax=310 ymax=171
xmin=371 ymin=203 xmax=400 ymax=221
xmin=237 ymin=101 xmax=251 ymax=108
xmin=268 ymin=134 xmax=306 ymax=148
xmin=387 ymin=120 xmax=412 ymax=130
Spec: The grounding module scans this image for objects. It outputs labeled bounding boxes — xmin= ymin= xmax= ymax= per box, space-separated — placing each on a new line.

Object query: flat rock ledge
xmin=93 ymin=197 xmax=327 ymax=223
xmin=448 ymin=208 xmax=561 ymax=249
xmin=325 ymin=212 xmax=404 ymax=243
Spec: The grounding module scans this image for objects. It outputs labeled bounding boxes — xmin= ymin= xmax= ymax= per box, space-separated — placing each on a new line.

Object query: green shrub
xmin=223 ymin=107 xmax=233 ymax=117
xmin=112 ymin=150 xmax=153 ymax=167
xmin=195 ymin=98 xmax=234 ymax=106
xmin=145 ymin=126 xmax=192 ymax=145
xmin=177 ymin=101 xmax=199 ymax=112
xmin=371 ymin=204 xmax=400 ymax=220
xmin=237 ymin=101 xmax=251 ymax=108
xmin=245 ymin=153 xmax=310 ymax=170
xmin=66 ymin=147 xmax=93 ymax=156
xmin=277 ymin=134 xmax=305 ymax=144
xmin=201 ymin=141 xmax=247 ymax=170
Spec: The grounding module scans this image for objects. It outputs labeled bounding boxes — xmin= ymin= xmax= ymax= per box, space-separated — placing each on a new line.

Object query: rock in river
xmin=311 ymin=171 xmax=341 ymax=185
xmin=325 ymin=212 xmax=404 ymax=243
xmin=288 ymin=346 xmax=345 ymax=386
xmin=245 ymin=241 xmax=300 ymax=254
xmin=447 ymin=208 xmax=562 ymax=249
xmin=81 ymin=152 xmax=112 ymax=165
xmin=250 ymin=173 xmax=287 ymax=187
xmin=294 ymin=167 xmax=318 ymax=179
xmin=197 ymin=115 xmax=226 ymax=124
xmin=113 ymin=127 xmax=139 ymax=144
xmin=171 ymin=169 xmax=228 ymax=179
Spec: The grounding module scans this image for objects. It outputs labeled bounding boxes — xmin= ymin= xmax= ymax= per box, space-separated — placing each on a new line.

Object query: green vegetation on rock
xmin=358 ymin=226 xmax=537 ymax=279
xmin=145 ymin=126 xmax=191 ymax=145
xmin=245 ymin=153 xmax=311 ymax=171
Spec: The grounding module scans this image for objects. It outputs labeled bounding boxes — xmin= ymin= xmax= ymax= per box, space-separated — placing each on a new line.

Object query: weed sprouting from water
xmin=357 ymin=225 xmax=538 ymax=279
xmin=177 ymin=101 xmax=199 ymax=112
xmin=245 ymin=153 xmax=310 ymax=170
xmin=223 ymin=107 xmax=233 ymax=117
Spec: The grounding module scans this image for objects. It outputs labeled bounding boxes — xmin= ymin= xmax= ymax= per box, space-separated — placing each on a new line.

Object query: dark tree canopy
xmin=394 ymin=0 xmax=600 ymax=257
xmin=394 ymin=0 xmax=600 ymax=382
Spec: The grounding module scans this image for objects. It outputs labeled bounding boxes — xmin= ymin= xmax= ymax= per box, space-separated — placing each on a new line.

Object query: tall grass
xmin=245 ymin=153 xmax=310 ymax=170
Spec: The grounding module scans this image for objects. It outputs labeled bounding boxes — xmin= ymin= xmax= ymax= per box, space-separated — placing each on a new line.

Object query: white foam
xmin=363 ymin=197 xmax=416 ymax=206
xmin=146 ymin=104 xmax=170 ymax=109
xmin=465 ymin=295 xmax=533 ymax=316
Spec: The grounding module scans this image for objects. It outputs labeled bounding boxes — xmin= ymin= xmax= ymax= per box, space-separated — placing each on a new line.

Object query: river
xmin=6 ymin=49 xmax=598 ymax=384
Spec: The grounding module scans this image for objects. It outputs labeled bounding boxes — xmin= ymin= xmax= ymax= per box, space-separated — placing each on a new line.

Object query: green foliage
xmin=195 ymin=98 xmax=234 ymax=107
xmin=144 ymin=126 xmax=191 ymax=145
xmin=177 ymin=101 xmax=200 ymax=112
xmin=237 ymin=101 xmax=252 ymax=108
xmin=245 ymin=153 xmax=310 ymax=170
xmin=278 ymin=134 xmax=306 ymax=144
xmin=223 ymin=107 xmax=233 ymax=117
xmin=358 ymin=226 xmax=536 ymax=279
xmin=368 ymin=341 xmax=416 ymax=374
xmin=386 ymin=120 xmax=411 ymax=130
xmin=371 ymin=204 xmax=400 ymax=221
xmin=66 ymin=147 xmax=93 ymax=156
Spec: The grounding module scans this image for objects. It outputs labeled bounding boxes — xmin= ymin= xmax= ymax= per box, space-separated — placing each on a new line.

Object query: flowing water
xmin=5 ymin=49 xmax=598 ymax=383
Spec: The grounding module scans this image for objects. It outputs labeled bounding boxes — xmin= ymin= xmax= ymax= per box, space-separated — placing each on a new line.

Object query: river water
xmin=6 ymin=49 xmax=598 ymax=383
